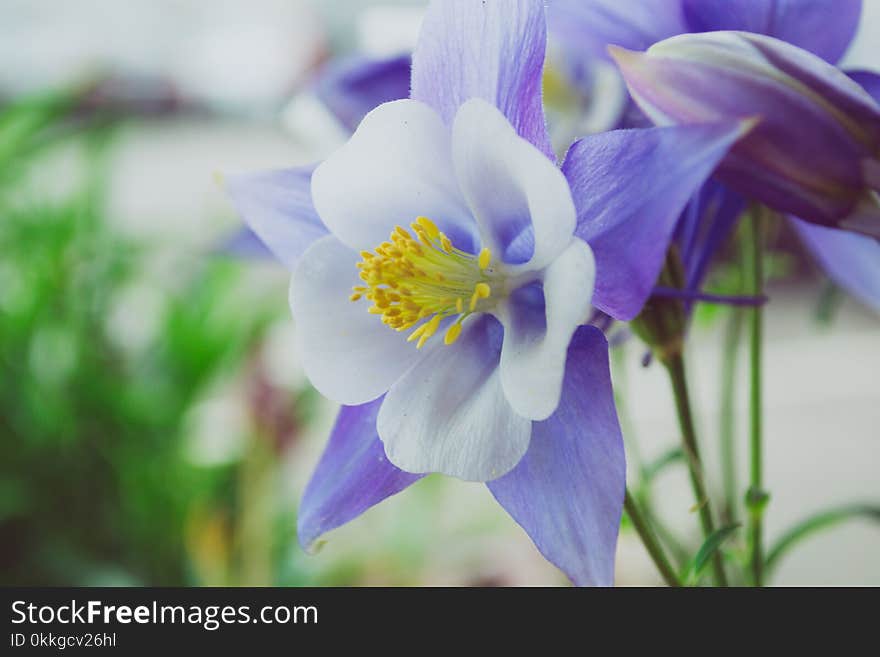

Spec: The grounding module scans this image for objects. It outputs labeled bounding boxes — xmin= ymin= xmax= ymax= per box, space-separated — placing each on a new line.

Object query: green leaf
xmin=766 ymin=505 xmax=880 ymax=577
xmin=683 ymin=523 xmax=741 ymax=585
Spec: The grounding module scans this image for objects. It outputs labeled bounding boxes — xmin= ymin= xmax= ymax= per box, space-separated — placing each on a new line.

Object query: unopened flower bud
xmin=611 ymin=31 xmax=880 ymax=237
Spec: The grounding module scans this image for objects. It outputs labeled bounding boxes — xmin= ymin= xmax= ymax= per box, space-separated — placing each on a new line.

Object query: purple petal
xmin=315 ymin=53 xmax=412 ymax=133
xmin=411 ymin=0 xmax=553 ymax=159
xmin=682 ymin=0 xmax=862 ymax=64
xmin=297 ymin=398 xmax=423 ymax=551
xmin=790 ymin=217 xmax=880 ymax=312
xmin=547 ymin=0 xmax=686 ymax=62
xmin=488 ymin=325 xmax=626 ymax=587
xmin=226 ymin=165 xmax=327 ymax=270
xmin=562 ymin=123 xmax=745 ymax=321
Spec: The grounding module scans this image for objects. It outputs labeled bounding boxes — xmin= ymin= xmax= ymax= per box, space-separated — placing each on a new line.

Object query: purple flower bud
xmin=611 ymin=31 xmax=880 ymax=237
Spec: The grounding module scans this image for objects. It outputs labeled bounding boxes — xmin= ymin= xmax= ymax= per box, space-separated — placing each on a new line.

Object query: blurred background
xmin=1 ymin=0 xmax=877 ymax=586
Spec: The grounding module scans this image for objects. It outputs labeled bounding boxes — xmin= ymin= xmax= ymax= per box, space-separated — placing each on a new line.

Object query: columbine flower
xmin=228 ymin=0 xmax=743 ymax=585
xmin=547 ymin=0 xmax=880 ymax=312
xmin=302 ymin=94 xmax=601 ymax=479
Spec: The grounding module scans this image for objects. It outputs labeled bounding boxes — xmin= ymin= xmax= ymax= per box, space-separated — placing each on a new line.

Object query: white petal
xmin=452 ymin=98 xmax=576 ymax=268
xmin=499 ymin=239 xmax=596 ymax=421
xmin=377 ymin=316 xmax=532 ymax=482
xmin=311 ymin=99 xmax=475 ymax=252
xmin=290 ymin=235 xmax=431 ymax=405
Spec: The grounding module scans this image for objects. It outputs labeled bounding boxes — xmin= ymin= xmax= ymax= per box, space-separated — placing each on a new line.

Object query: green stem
xmin=625 ymin=488 xmax=681 ymax=587
xmin=664 ymin=353 xmax=728 ymax=586
xmin=719 ymin=308 xmax=744 ymax=524
xmin=744 ymin=210 xmax=766 ymax=587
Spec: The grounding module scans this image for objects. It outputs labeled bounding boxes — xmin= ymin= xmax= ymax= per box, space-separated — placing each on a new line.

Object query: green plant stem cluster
xmin=623 ymin=207 xmax=878 ymax=587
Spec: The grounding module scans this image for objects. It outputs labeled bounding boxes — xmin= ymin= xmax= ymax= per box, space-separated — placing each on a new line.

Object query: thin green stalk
xmin=765 ymin=504 xmax=880 ymax=575
xmin=664 ymin=354 xmax=728 ymax=586
xmin=744 ymin=210 xmax=767 ymax=586
xmin=719 ymin=307 xmax=745 ymax=524
xmin=625 ymin=488 xmax=680 ymax=587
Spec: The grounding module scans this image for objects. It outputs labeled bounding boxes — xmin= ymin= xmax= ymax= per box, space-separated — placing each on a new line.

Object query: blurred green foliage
xmin=0 ymin=91 xmax=312 ymax=585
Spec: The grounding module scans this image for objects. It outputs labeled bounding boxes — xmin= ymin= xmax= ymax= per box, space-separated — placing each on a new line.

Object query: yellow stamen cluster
xmin=351 ymin=216 xmax=495 ymax=348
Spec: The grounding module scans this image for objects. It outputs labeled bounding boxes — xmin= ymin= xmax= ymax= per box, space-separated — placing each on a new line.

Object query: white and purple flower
xmin=228 ymin=0 xmax=744 ymax=585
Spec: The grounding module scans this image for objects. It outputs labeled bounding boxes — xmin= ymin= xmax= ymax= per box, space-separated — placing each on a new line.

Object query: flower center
xmin=351 ymin=216 xmax=498 ymax=348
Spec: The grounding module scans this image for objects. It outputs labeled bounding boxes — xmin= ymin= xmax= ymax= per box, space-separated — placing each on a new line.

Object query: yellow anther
xmin=416 ymin=216 xmax=440 ymax=239
xmin=444 ymin=322 xmax=463 ymax=345
xmin=413 ymin=226 xmax=433 ymax=247
xmin=422 ymin=314 xmax=442 ymax=338
xmin=468 ymin=284 xmax=491 ymax=312
xmin=407 ymin=324 xmax=427 ymax=342
xmin=352 ymin=219 xmax=501 ymax=349
xmin=478 ymin=248 xmax=491 ymax=270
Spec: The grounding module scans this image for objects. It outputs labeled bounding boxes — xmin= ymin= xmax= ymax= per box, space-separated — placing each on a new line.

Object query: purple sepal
xmin=562 ymin=122 xmax=745 ymax=321
xmin=676 ymin=181 xmax=747 ymax=296
xmin=682 ymin=0 xmax=862 ymax=64
xmin=849 ymin=70 xmax=880 ymax=104
xmin=226 ymin=164 xmax=327 ymax=271
xmin=315 ymin=53 xmax=412 ymax=133
xmin=791 ymin=218 xmax=880 ymax=312
xmin=411 ymin=0 xmax=554 ymax=159
xmin=548 ymin=0 xmax=686 ymax=63
xmin=220 ymin=226 xmax=275 ymax=260
xmin=297 ymin=398 xmax=423 ymax=552
xmin=488 ymin=326 xmax=626 ymax=587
